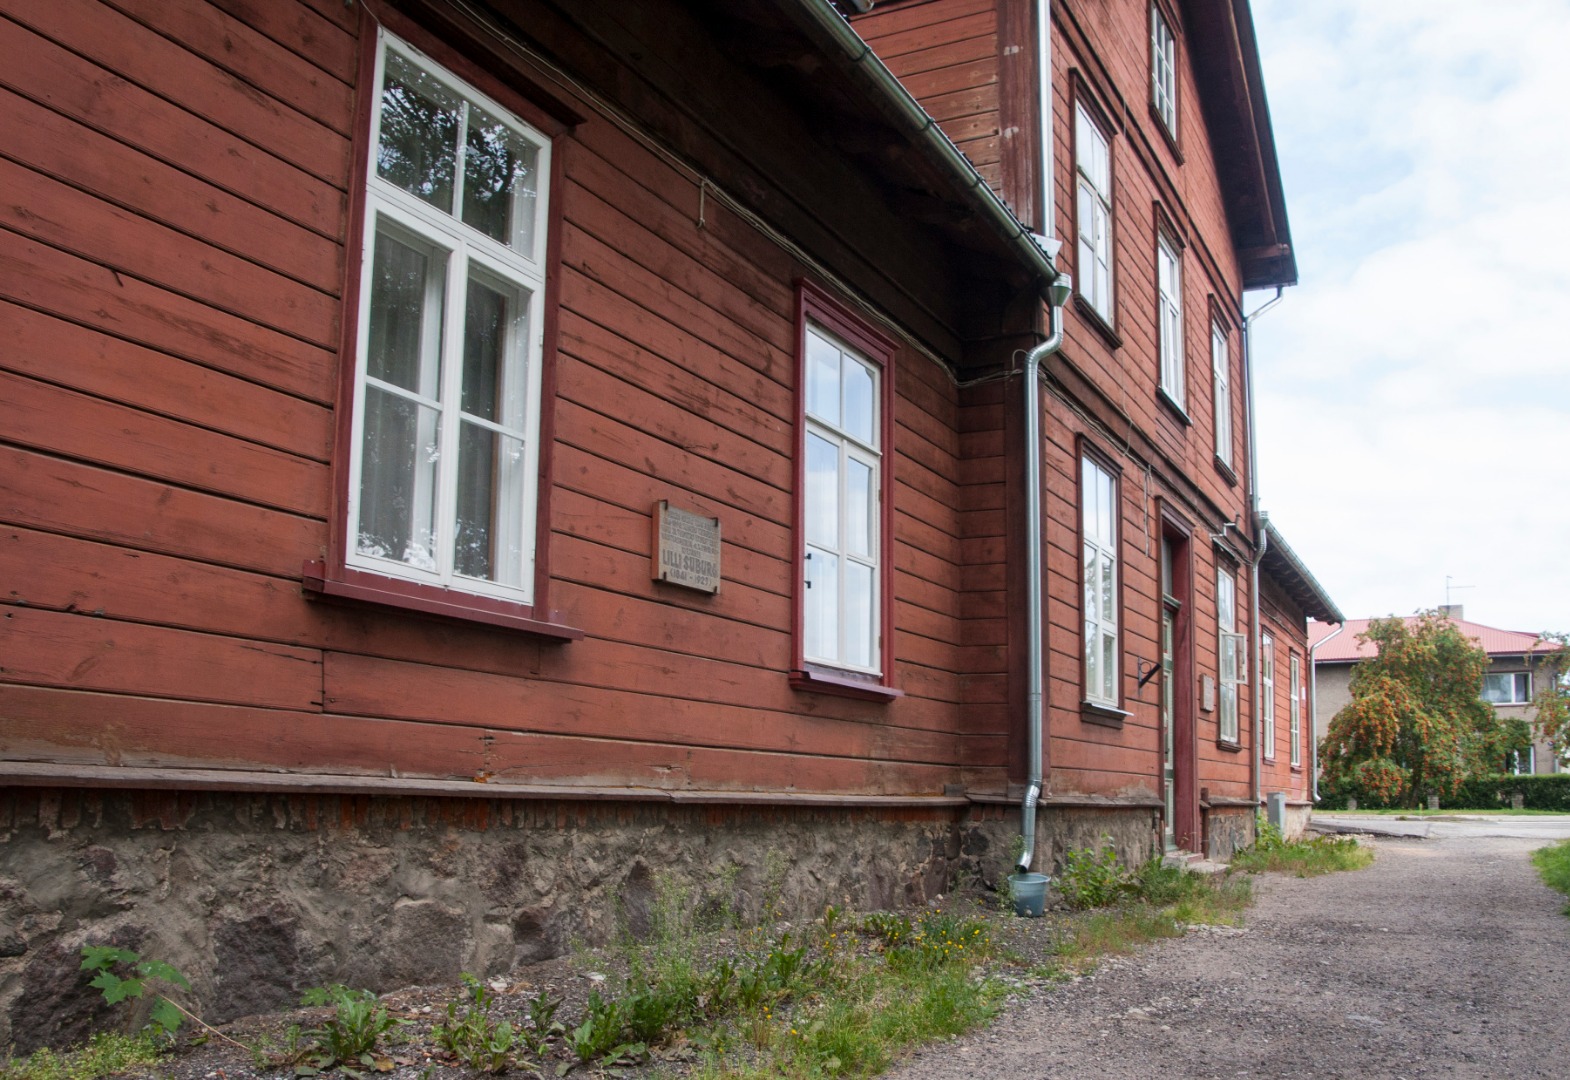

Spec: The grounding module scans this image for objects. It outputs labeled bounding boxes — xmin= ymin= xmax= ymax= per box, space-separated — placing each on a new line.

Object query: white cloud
xmin=1249 ymin=0 xmax=1570 ymax=633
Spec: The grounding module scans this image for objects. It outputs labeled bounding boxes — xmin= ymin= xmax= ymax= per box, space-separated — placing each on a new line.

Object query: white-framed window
xmin=1082 ymin=455 xmax=1119 ymax=705
xmin=1217 ymin=567 xmax=1244 ymax=742
xmin=1157 ymin=234 xmax=1184 ymax=406
xmin=802 ymin=324 xmax=882 ymax=674
xmin=1212 ymin=321 xmax=1231 ymax=465
xmin=1289 ymin=653 xmax=1302 ymax=768
xmin=347 ymin=32 xmax=550 ymax=603
xmin=1511 ymin=746 xmax=1537 ymax=775
xmin=1483 ymin=671 xmax=1532 ymax=705
xmin=1075 ymin=104 xmax=1113 ymax=322
xmin=1261 ymin=633 xmax=1276 ymax=759
xmin=1150 ymin=3 xmax=1177 ymax=136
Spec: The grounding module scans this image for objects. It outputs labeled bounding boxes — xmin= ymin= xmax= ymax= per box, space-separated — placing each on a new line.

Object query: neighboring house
xmin=0 ymin=0 xmax=1301 ymax=1047
xmin=1310 ymin=608 xmax=1563 ymax=773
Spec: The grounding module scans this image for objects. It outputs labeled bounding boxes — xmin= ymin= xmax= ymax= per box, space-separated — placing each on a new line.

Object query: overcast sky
xmin=1246 ymin=0 xmax=1570 ymax=636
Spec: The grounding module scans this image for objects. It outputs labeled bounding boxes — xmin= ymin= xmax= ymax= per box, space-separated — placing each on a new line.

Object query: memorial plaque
xmin=652 ymin=501 xmax=721 ymax=593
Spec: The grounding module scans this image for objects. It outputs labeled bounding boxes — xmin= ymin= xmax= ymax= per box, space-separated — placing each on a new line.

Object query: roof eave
xmin=1184 ymin=0 xmax=1296 ymax=289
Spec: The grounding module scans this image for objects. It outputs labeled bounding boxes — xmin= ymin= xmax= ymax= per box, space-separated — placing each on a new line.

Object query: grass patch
xmin=1051 ymin=865 xmax=1252 ymax=970
xmin=0 ymin=1032 xmax=163 ymax=1080
xmin=1231 ymin=822 xmax=1374 ymax=877
xmin=1532 ymin=839 xmax=1570 ymax=915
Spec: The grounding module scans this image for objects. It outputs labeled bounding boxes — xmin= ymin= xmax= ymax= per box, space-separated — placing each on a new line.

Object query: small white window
xmin=1157 ymin=235 xmax=1184 ymax=406
xmin=1212 ymin=322 xmax=1231 ymax=466
xmin=1217 ymin=568 xmax=1243 ymax=742
xmin=1482 ymin=671 xmax=1532 ymax=705
xmin=1289 ymin=654 xmax=1303 ymax=768
xmin=347 ymin=33 xmax=550 ymax=603
xmin=1151 ymin=4 xmax=1177 ymax=136
xmin=803 ymin=325 xmax=882 ymax=673
xmin=1261 ymin=634 xmax=1276 ymax=759
xmin=1082 ymin=456 xmax=1119 ymax=705
xmin=1075 ymin=105 xmax=1114 ymax=322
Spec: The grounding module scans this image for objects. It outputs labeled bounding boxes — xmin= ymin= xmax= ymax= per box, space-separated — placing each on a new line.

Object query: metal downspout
xmin=1308 ymin=622 xmax=1346 ymax=801
xmin=1242 ymin=287 xmax=1283 ymax=809
xmin=1016 ymin=284 xmax=1071 ymax=874
xmin=1250 ymin=516 xmax=1270 ymax=806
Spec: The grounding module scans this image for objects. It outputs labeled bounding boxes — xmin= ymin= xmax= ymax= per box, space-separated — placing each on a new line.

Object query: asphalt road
xmin=885 ymin=833 xmax=1570 ymax=1079
xmin=1312 ymin=813 xmax=1570 ymax=840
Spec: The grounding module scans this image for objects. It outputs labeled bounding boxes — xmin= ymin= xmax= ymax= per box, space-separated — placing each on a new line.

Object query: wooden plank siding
xmin=0 ymin=0 xmax=978 ymax=799
xmin=853 ymin=0 xmax=1266 ymax=810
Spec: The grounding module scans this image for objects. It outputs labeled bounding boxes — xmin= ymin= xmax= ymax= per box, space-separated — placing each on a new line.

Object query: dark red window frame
xmin=302 ymin=1 xmax=581 ymax=640
xmin=788 ymin=280 xmax=902 ymax=702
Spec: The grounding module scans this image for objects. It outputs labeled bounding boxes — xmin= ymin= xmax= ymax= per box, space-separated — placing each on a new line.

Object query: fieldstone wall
xmin=1204 ymin=806 xmax=1256 ymax=860
xmin=0 ymin=787 xmax=978 ymax=1054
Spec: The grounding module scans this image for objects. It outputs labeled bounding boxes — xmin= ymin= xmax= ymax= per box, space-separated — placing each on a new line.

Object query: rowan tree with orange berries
xmin=1319 ymin=612 xmax=1526 ymax=808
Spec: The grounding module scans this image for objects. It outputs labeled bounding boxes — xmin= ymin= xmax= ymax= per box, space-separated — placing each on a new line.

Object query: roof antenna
xmin=1443 ymin=575 xmax=1474 ymax=617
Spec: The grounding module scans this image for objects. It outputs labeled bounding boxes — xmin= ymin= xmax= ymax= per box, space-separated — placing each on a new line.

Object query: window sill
xmin=1081 ymin=700 xmax=1131 ymax=728
xmin=1215 ymin=738 xmax=1243 ymax=753
xmin=302 ymin=561 xmax=583 ymax=640
xmin=1213 ymin=455 xmax=1238 ymax=486
xmin=1156 ymin=388 xmax=1191 ymax=425
xmin=1072 ymin=294 xmax=1122 ymax=349
xmin=789 ymin=668 xmax=902 ymax=703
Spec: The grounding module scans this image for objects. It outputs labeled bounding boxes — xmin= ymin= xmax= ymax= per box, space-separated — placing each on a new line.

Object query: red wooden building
xmin=0 ymin=0 xmax=1332 ymax=1041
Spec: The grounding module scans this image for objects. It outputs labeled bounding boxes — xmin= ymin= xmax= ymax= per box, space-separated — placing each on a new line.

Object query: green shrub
xmin=1056 ymin=841 xmax=1133 ymax=909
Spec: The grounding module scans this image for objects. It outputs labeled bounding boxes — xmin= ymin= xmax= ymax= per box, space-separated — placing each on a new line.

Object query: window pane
xmin=1083 ymin=543 xmax=1099 ymax=624
xmin=1100 ymin=552 xmax=1115 ymax=623
xmin=1085 ymin=629 xmax=1100 ymax=698
xmin=844 ymin=358 xmax=875 ymax=445
xmin=460 ymin=277 xmax=507 ymax=421
xmin=845 ymin=561 xmax=874 ymax=669
xmin=805 ymin=433 xmax=839 ymax=550
xmin=463 ymin=106 xmax=539 ymax=249
xmin=454 ymin=422 xmax=525 ymax=586
xmin=358 ymin=387 xmax=439 ymax=571
xmin=805 ymin=548 xmax=838 ymax=662
xmin=368 ymin=230 xmax=444 ymax=397
xmin=377 ymin=52 xmax=458 ymax=213
xmin=846 ymin=458 xmax=873 ymax=558
xmin=1101 ymin=631 xmax=1117 ymax=701
xmin=806 ymin=330 xmax=840 ymax=425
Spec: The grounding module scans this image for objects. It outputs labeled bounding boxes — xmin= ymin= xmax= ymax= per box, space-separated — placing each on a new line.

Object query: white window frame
xmin=346 ymin=31 xmax=550 ymax=604
xmin=1157 ymin=234 xmax=1184 ymax=406
xmin=1483 ymin=671 xmax=1532 ymax=705
xmin=1212 ymin=321 xmax=1231 ymax=466
xmin=1075 ymin=104 xmax=1113 ymax=322
xmin=1081 ymin=455 xmax=1119 ymax=706
xmin=1260 ymin=633 xmax=1276 ymax=759
xmin=1289 ymin=653 xmax=1303 ymax=768
xmin=802 ymin=324 xmax=883 ymax=675
xmin=1150 ymin=3 xmax=1177 ymax=136
xmin=1511 ymin=745 xmax=1537 ymax=775
xmin=1217 ymin=567 xmax=1244 ymax=743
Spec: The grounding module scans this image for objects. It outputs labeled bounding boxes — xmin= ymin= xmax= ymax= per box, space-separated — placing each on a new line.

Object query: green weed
xmin=1230 ymin=825 xmax=1373 ymax=877
xmin=0 ymin=1032 xmax=162 ymax=1080
xmin=1056 ymin=841 xmax=1134 ymax=909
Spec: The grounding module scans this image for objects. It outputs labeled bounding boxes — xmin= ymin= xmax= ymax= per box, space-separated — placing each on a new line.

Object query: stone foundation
xmin=0 ymin=787 xmax=982 ymax=1054
xmin=1203 ymin=806 xmax=1257 ymax=860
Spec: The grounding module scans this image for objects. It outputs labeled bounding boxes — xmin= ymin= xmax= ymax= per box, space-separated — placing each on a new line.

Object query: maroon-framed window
xmin=304 ymin=13 xmax=578 ymax=639
xmin=789 ymin=282 xmax=900 ymax=702
xmin=1080 ymin=444 xmax=1124 ymax=714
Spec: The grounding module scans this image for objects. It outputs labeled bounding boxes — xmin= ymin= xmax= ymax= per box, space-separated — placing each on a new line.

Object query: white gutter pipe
xmin=1307 ymin=622 xmax=1345 ymax=801
xmin=1016 ymin=276 xmax=1073 ymax=874
xmin=1241 ymin=288 xmax=1284 ymax=808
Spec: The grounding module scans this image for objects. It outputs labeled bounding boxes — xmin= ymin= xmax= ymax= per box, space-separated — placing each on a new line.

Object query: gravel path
xmin=887 ymin=836 xmax=1570 ymax=1079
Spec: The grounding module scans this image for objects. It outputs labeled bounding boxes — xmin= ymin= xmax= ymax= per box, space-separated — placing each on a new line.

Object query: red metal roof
xmin=1309 ymin=616 xmax=1561 ymax=663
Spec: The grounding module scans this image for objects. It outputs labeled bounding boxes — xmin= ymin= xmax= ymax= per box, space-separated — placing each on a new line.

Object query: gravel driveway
xmin=886 ymin=835 xmax=1570 ymax=1079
